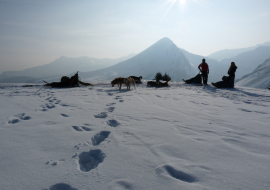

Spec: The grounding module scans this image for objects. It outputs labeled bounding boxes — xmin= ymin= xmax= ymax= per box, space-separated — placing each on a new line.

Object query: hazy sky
xmin=1 ymin=0 xmax=270 ymax=73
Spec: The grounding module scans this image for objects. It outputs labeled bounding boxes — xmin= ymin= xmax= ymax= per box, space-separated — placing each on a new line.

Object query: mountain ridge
xmin=207 ymin=41 xmax=270 ymax=61
xmin=236 ymin=58 xmax=270 ymax=89
xmin=78 ymin=37 xmax=196 ymax=82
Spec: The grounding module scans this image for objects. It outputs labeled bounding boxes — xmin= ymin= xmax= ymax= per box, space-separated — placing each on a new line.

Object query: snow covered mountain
xmin=80 ymin=37 xmax=196 ymax=82
xmin=236 ymin=58 xmax=270 ymax=89
xmin=207 ymin=41 xmax=270 ymax=61
xmin=0 ymin=55 xmax=135 ymax=83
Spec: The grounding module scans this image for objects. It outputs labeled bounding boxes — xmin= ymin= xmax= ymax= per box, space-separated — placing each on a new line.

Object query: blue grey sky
xmin=1 ymin=0 xmax=270 ymax=73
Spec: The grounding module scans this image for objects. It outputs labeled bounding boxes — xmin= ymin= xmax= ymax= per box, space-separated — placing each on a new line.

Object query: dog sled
xmin=211 ymin=76 xmax=235 ymax=88
xmin=43 ymin=72 xmax=93 ymax=88
xmin=183 ymin=73 xmax=202 ymax=84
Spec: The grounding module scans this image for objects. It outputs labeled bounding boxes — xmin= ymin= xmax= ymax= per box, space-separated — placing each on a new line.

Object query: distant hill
xmin=0 ymin=54 xmax=135 ymax=83
xmin=236 ymin=58 xmax=270 ymax=89
xmin=208 ymin=41 xmax=270 ymax=61
xmin=0 ymin=76 xmax=38 ymax=83
xmin=79 ymin=37 xmax=196 ymax=82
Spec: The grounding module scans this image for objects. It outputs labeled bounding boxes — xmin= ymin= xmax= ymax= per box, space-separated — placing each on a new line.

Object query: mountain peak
xmin=156 ymin=37 xmax=174 ymax=45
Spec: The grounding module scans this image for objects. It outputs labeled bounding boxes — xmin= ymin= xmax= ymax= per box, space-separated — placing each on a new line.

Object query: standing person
xmin=227 ymin=62 xmax=237 ymax=82
xmin=198 ymin=58 xmax=209 ymax=85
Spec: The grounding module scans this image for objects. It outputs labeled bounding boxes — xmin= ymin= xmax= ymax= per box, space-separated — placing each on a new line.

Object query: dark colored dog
xmin=129 ymin=76 xmax=142 ymax=84
xmin=147 ymin=80 xmax=170 ymax=87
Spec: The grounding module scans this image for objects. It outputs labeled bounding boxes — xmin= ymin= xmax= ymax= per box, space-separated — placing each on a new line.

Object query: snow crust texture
xmin=0 ymin=82 xmax=270 ymax=190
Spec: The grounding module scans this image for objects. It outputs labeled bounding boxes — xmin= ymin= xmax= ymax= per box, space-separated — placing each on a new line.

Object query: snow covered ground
xmin=1 ymin=82 xmax=270 ymax=190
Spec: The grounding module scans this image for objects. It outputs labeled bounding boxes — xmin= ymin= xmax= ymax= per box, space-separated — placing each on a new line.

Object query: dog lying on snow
xmin=111 ymin=77 xmax=136 ymax=90
xmin=147 ymin=80 xmax=171 ymax=87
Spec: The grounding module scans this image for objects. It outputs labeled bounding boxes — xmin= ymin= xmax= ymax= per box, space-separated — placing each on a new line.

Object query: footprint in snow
xmin=39 ymin=103 xmax=55 ymax=111
xmin=107 ymin=120 xmax=120 ymax=127
xmin=55 ymin=100 xmax=61 ymax=104
xmin=253 ymin=111 xmax=268 ymax=114
xmin=238 ymin=108 xmax=252 ymax=113
xmin=106 ymin=103 xmax=116 ymax=106
xmin=155 ymin=164 xmax=198 ymax=183
xmin=72 ymin=126 xmax=92 ymax=132
xmin=61 ymin=114 xmax=69 ymax=117
xmin=78 ymin=149 xmax=106 ymax=172
xmin=8 ymin=118 xmax=20 ymax=124
xmin=7 ymin=113 xmax=31 ymax=124
xmin=45 ymin=159 xmax=65 ymax=166
xmin=81 ymin=126 xmax=92 ymax=131
xmin=108 ymin=179 xmax=135 ymax=189
xmin=16 ymin=113 xmax=31 ymax=120
xmin=45 ymin=183 xmax=78 ymax=190
xmin=107 ymin=107 xmax=115 ymax=112
xmin=94 ymin=112 xmax=108 ymax=118
xmin=74 ymin=141 xmax=91 ymax=150
xmin=115 ymin=96 xmax=122 ymax=100
xmin=91 ymin=131 xmax=110 ymax=146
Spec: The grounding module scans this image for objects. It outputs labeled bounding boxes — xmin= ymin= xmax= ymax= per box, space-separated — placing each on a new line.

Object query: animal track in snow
xmin=8 ymin=118 xmax=20 ymax=124
xmin=107 ymin=107 xmax=115 ymax=112
xmin=72 ymin=126 xmax=83 ymax=131
xmin=55 ymin=100 xmax=61 ymax=104
xmin=94 ymin=112 xmax=108 ymax=118
xmin=16 ymin=113 xmax=31 ymax=120
xmin=45 ymin=183 xmax=78 ymax=190
xmin=78 ymin=149 xmax=106 ymax=172
xmin=7 ymin=113 xmax=31 ymax=124
xmin=107 ymin=119 xmax=120 ymax=127
xmin=155 ymin=164 xmax=197 ymax=183
xmin=72 ymin=126 xmax=92 ymax=132
xmin=91 ymin=131 xmax=110 ymax=146
xmin=109 ymin=179 xmax=135 ymax=189
xmin=61 ymin=114 xmax=69 ymax=117
xmin=253 ymin=111 xmax=268 ymax=114
xmin=115 ymin=96 xmax=122 ymax=100
xmin=238 ymin=108 xmax=252 ymax=113
xmin=45 ymin=159 xmax=65 ymax=166
xmin=39 ymin=103 xmax=55 ymax=111
xmin=74 ymin=142 xmax=91 ymax=150
xmin=60 ymin=103 xmax=69 ymax=107
xmin=106 ymin=103 xmax=116 ymax=106
xmin=81 ymin=126 xmax=92 ymax=131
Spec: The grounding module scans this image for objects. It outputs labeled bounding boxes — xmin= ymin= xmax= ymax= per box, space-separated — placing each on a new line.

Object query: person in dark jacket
xmin=212 ymin=62 xmax=237 ymax=88
xmin=227 ymin=62 xmax=237 ymax=81
xmin=198 ymin=58 xmax=209 ymax=85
